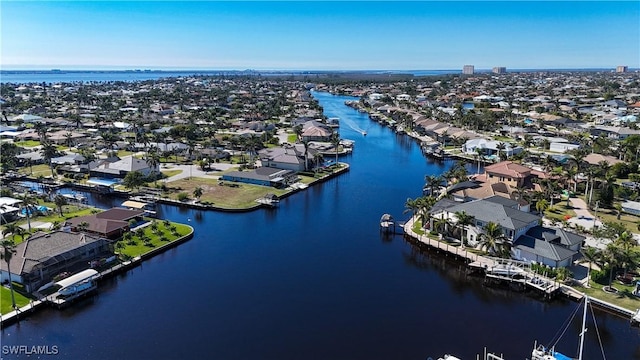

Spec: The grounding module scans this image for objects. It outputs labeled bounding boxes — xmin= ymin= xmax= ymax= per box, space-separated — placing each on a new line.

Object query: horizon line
xmin=1 ymin=67 xmax=635 ymax=72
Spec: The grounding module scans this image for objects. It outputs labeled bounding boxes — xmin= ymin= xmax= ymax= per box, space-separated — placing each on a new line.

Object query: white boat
xmin=531 ymin=296 xmax=601 ymax=360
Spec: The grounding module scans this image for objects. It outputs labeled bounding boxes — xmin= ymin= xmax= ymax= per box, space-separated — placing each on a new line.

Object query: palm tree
xmin=478 ymin=222 xmax=509 ymax=257
xmin=40 ymin=141 xmax=58 ymax=178
xmin=419 ymin=195 xmax=437 ymax=227
xmin=535 ymin=199 xmax=549 ymax=216
xmin=579 ymin=246 xmax=601 ymax=286
xmin=330 ymin=132 xmax=340 ymax=167
xmin=616 ymin=231 xmax=637 ymax=250
xmin=54 ymin=194 xmax=67 ymax=216
xmin=293 ymin=125 xmax=303 ymax=142
xmin=0 ymin=239 xmax=18 ymax=310
xmin=193 ymin=187 xmax=204 ymax=201
xmin=20 ymin=195 xmax=38 ymax=232
xmin=424 ymin=175 xmax=443 ymax=197
xmin=404 ymin=198 xmax=421 ymax=221
xmin=601 ymin=243 xmax=623 ymax=292
xmin=496 ymin=142 xmax=506 ymax=161
xmin=433 ymin=214 xmax=452 ymax=237
xmin=474 ymin=147 xmax=484 ymax=174
xmin=454 ymin=210 xmax=475 ymax=248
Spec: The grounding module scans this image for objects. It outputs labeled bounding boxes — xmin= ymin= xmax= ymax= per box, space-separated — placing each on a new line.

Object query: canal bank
xmin=2 ymin=91 xmax=638 ymax=360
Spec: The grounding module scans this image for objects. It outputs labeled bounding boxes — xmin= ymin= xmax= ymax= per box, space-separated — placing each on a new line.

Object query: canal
xmin=2 ymin=91 xmax=639 ymax=359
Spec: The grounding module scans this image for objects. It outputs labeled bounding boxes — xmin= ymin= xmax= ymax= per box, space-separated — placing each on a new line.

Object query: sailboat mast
xmin=577 ymin=296 xmax=589 ymax=360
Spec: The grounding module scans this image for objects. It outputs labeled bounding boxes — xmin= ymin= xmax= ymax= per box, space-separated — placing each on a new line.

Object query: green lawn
xmin=572 ymin=280 xmax=640 ymax=313
xmin=18 ymin=164 xmax=53 ymax=177
xmin=117 ymin=150 xmax=134 ymax=157
xmin=117 ymin=221 xmax=192 ymax=258
xmin=14 ymin=140 xmax=41 ymax=147
xmin=544 ymin=203 xmax=578 ymax=223
xmin=165 ymin=177 xmax=289 ymax=209
xmin=1 ymin=285 xmax=31 ymax=315
xmin=161 ymin=169 xmax=183 ymax=178
xmin=8 ymin=205 xmax=100 ymax=244
xmin=287 ymin=134 xmax=297 ymax=143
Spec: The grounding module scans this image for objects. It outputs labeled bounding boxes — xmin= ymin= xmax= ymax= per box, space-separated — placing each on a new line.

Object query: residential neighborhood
xmin=1 ymin=70 xmax=640 ymax=333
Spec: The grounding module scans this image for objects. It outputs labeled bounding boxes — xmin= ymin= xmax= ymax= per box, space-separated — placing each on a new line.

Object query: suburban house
xmin=582 ymin=153 xmax=624 ymax=167
xmin=621 ymin=200 xmax=640 ymax=216
xmin=512 ymin=226 xmax=584 ymax=268
xmin=0 ymin=197 xmax=23 ymax=223
xmin=300 ymin=121 xmax=333 ymax=142
xmin=221 ymin=167 xmax=297 ymax=188
xmin=67 ymin=208 xmax=145 ymax=239
xmin=478 ymin=161 xmax=546 ymax=189
xmin=430 ymin=196 xmax=541 ymax=246
xmin=90 ymin=157 xmax=159 ymax=178
xmin=461 ymin=138 xmax=523 ymax=159
xmin=446 ymin=180 xmax=530 ymax=211
xmin=0 ymin=231 xmax=112 ymax=292
xmin=259 ymin=145 xmax=308 ymax=171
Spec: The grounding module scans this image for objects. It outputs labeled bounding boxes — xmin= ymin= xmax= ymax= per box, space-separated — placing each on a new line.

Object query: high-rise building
xmin=492 ymin=67 xmax=507 ymax=74
xmin=616 ymin=66 xmax=628 ymax=73
xmin=462 ymin=65 xmax=474 ymax=75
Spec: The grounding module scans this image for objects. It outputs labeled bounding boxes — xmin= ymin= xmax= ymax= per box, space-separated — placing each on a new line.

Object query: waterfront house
xmin=0 ymin=231 xmax=111 ymax=292
xmin=67 ymin=208 xmax=145 ymax=239
xmin=461 ymin=138 xmax=523 ymax=159
xmin=512 ymin=226 xmax=583 ymax=268
xmin=430 ymin=196 xmax=541 ymax=246
xmin=258 ymin=145 xmax=308 ymax=172
xmin=479 ymin=161 xmax=546 ymax=189
xmin=90 ymin=157 xmax=158 ymax=179
xmin=300 ymin=122 xmax=333 ymax=142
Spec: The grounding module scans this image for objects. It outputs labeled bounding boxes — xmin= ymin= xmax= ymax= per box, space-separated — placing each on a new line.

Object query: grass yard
xmin=14 ymin=140 xmax=41 ymax=147
xmin=1 ymin=285 xmax=32 ymax=315
xmin=165 ymin=177 xmax=289 ymax=209
xmin=573 ymin=280 xmax=640 ymax=312
xmin=117 ymin=221 xmax=192 ymax=258
xmin=544 ymin=203 xmax=578 ymax=223
xmin=287 ymin=134 xmax=297 ymax=143
xmin=594 ymin=208 xmax=640 ymax=233
xmin=161 ymin=169 xmax=183 ymax=178
xmin=9 ymin=205 xmax=100 ymax=244
xmin=18 ymin=164 xmax=53 ymax=177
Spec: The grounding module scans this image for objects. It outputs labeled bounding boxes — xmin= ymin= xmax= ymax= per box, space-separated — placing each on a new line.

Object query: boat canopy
xmin=121 ymin=200 xmax=149 ymax=209
xmin=55 ymin=269 xmax=99 ymax=290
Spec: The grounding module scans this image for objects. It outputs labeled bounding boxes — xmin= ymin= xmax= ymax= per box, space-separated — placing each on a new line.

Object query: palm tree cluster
xmin=584 ymin=224 xmax=640 ymax=291
xmin=404 ymin=195 xmax=438 ymax=228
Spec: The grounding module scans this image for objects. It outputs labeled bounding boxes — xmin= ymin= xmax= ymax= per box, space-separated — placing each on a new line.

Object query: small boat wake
xmin=342 ymin=116 xmax=368 ymax=136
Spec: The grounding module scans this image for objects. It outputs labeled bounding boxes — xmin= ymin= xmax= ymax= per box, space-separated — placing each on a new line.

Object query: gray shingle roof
xmin=513 ymin=235 xmax=576 ymax=262
xmin=446 ymin=198 xmax=540 ymax=230
xmin=525 ymin=226 xmax=584 ymax=247
xmin=0 ymin=231 xmax=106 ymax=275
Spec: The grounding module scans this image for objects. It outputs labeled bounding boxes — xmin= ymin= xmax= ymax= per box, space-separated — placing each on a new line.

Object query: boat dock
xmin=404 ymin=217 xmax=562 ymax=298
xmin=403 ymin=216 xmax=640 ymax=317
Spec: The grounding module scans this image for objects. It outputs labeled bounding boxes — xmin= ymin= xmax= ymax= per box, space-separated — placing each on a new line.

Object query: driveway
xmin=161 ymin=163 xmax=236 ymax=182
xmin=566 ymin=197 xmax=602 ymax=230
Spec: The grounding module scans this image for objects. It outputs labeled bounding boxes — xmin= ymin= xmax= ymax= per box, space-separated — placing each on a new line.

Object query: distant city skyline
xmin=1 ymin=1 xmax=639 ymax=71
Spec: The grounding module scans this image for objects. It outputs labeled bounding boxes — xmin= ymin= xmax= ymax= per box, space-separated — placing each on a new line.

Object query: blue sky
xmin=1 ymin=1 xmax=639 ymax=70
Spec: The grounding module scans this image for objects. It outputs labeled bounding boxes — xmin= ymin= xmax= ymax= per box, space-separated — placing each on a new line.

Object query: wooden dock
xmin=404 ymin=217 xmax=561 ymax=298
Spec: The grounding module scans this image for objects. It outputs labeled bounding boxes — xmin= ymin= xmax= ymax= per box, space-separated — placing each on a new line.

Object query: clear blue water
xmin=2 ymin=92 xmax=639 ymax=359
